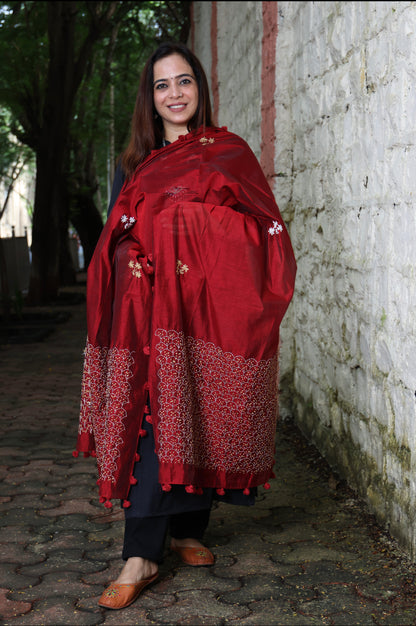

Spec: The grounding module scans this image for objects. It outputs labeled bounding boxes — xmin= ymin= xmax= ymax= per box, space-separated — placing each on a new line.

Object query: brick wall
xmin=191 ymin=1 xmax=416 ymax=559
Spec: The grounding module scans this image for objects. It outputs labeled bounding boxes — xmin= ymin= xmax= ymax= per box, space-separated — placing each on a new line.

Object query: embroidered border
xmin=79 ymin=342 xmax=135 ymax=483
xmin=154 ymin=329 xmax=278 ymax=474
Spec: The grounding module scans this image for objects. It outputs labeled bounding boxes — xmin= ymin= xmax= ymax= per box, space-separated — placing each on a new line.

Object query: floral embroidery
xmin=121 ymin=214 xmax=136 ymax=229
xmin=200 ymin=136 xmax=215 ymax=145
xmin=129 ymin=260 xmax=142 ymax=278
xmin=79 ymin=342 xmax=135 ymax=483
xmin=104 ymin=586 xmax=119 ymax=598
xmin=164 ymin=185 xmax=190 ymax=199
xmin=154 ymin=329 xmax=278 ymax=474
xmin=268 ymin=220 xmax=283 ymax=236
xmin=176 ymin=260 xmax=189 ymax=275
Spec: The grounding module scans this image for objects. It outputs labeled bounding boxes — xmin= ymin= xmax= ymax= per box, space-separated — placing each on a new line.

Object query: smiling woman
xmin=76 ymin=41 xmax=296 ymax=611
xmin=153 ymin=54 xmax=199 ymax=142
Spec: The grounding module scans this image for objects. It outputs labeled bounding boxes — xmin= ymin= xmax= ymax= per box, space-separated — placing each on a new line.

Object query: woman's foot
xmin=115 ymin=556 xmax=158 ymax=584
xmin=170 ymin=537 xmax=214 ymax=566
xmin=98 ymin=558 xmax=158 ymax=610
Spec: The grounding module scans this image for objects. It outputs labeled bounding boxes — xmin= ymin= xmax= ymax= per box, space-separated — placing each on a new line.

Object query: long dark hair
xmin=121 ymin=42 xmax=213 ymax=178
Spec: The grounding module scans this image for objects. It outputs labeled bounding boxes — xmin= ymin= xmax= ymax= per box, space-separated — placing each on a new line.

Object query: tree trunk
xmin=70 ymin=192 xmax=103 ymax=269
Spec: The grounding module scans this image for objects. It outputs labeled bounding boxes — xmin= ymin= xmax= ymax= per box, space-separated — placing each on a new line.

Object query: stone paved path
xmin=1 ymin=281 xmax=416 ymax=625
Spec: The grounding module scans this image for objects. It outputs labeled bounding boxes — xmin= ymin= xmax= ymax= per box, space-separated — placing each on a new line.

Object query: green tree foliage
xmin=0 ymin=1 xmax=190 ymax=303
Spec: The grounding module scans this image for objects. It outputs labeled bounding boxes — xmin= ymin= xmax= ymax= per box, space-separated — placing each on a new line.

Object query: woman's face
xmin=153 ymin=53 xmax=199 ymax=142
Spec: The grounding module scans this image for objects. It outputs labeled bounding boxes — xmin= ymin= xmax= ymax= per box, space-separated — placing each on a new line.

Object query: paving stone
xmin=0 ymin=587 xmax=32 ymax=620
xmin=232 ymin=599 xmax=325 ymax=624
xmin=8 ymin=597 xmax=103 ymax=625
xmin=0 ymin=563 xmax=40 ymax=590
xmin=220 ymin=574 xmax=313 ymax=604
xmin=276 ymin=542 xmax=356 ymax=565
xmin=212 ymin=551 xmax=284 ymax=578
xmin=148 ymin=589 xmax=249 ymax=624
xmin=7 ymin=571 xmax=102 ymax=602
xmin=38 ymin=498 xmax=100 ymax=517
xmin=372 ymin=608 xmax=416 ymax=624
xmin=0 ymin=542 xmax=45 ymax=566
xmin=156 ymin=566 xmax=240 ymax=594
xmin=262 ymin=522 xmax=332 ymax=545
xmin=294 ymin=586 xmax=384 ymax=619
xmin=19 ymin=553 xmax=107 ymax=576
xmin=284 ymin=560 xmax=364 ymax=587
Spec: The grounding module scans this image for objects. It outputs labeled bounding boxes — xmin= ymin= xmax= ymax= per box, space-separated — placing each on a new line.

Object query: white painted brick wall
xmin=192 ymin=1 xmax=416 ymax=558
xmin=276 ymin=0 xmax=416 ymax=556
xmin=193 ymin=1 xmax=263 ymax=158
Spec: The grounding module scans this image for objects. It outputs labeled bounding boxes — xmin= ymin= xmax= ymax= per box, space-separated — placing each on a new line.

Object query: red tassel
xmin=104 ymin=500 xmax=113 ymax=509
xmin=216 ymin=488 xmax=225 ymax=496
xmin=99 ymin=496 xmax=105 ymax=503
xmin=145 ymin=415 xmax=153 ymax=423
xmin=185 ymin=485 xmax=195 ymax=494
xmin=143 ymin=345 xmax=150 ymax=355
xmin=243 ymin=488 xmax=250 ymax=496
xmin=162 ymin=484 xmax=172 ymax=492
xmin=144 ymin=405 xmax=150 ymax=414
xmin=129 ymin=476 xmax=138 ymax=485
xmin=91 ymin=450 xmax=97 ymax=458
xmin=83 ymin=452 xmax=90 ymax=458
xmin=72 ymin=450 xmax=79 ymax=458
xmin=139 ymin=429 xmax=147 ymax=437
xmin=196 ymin=487 xmax=203 ymax=495
xmin=135 ymin=453 xmax=141 ymax=462
xmin=263 ymin=482 xmax=271 ymax=490
xmin=122 ymin=500 xmax=131 ymax=508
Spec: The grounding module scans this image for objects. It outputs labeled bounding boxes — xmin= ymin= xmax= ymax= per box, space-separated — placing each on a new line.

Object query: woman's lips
xmin=168 ymin=104 xmax=186 ymax=111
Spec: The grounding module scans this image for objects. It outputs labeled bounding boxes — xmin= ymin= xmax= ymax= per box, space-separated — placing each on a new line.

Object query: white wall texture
xmin=192 ymin=1 xmax=416 ymax=559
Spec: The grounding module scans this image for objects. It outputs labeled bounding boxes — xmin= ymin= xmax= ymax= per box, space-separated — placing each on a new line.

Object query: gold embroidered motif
xmin=200 ymin=136 xmax=215 ymax=145
xmin=128 ymin=260 xmax=142 ymax=278
xmin=176 ymin=260 xmax=189 ymax=275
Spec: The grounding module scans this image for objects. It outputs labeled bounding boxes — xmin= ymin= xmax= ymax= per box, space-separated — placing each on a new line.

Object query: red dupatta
xmin=76 ymin=126 xmax=296 ymax=508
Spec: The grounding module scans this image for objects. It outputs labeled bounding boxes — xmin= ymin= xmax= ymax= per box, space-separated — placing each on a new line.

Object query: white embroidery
xmin=268 ymin=221 xmax=283 ymax=236
xmin=121 ymin=214 xmax=136 ymax=229
xmin=176 ymin=260 xmax=189 ymax=275
xmin=79 ymin=343 xmax=135 ymax=483
xmin=129 ymin=260 xmax=142 ymax=278
xmin=154 ymin=329 xmax=278 ymax=474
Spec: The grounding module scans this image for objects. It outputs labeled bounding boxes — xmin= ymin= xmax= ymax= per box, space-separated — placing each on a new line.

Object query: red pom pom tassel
xmin=99 ymin=496 xmax=106 ymax=503
xmin=104 ymin=500 xmax=113 ymax=509
xmin=263 ymin=482 xmax=271 ymax=490
xmin=122 ymin=500 xmax=131 ymax=508
xmin=243 ymin=488 xmax=250 ymax=496
xmin=216 ymin=488 xmax=225 ymax=496
xmin=91 ymin=450 xmax=97 ymax=458
xmin=139 ymin=429 xmax=147 ymax=437
xmin=145 ymin=415 xmax=153 ymax=424
xmin=135 ymin=453 xmax=141 ymax=462
xmin=129 ymin=476 xmax=138 ymax=485
xmin=72 ymin=450 xmax=79 ymax=458
xmin=144 ymin=405 xmax=150 ymax=414
xmin=162 ymin=484 xmax=172 ymax=492
xmin=185 ymin=485 xmax=195 ymax=494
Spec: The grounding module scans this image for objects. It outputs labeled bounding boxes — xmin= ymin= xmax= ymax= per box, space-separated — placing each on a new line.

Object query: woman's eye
xmin=155 ymin=83 xmax=167 ymax=90
xmin=180 ymin=78 xmax=191 ymax=85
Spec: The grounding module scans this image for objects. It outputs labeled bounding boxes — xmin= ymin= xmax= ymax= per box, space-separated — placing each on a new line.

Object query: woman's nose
xmin=168 ymin=82 xmax=182 ymax=98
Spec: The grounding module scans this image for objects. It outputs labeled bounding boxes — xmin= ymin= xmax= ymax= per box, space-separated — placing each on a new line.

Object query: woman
xmin=76 ymin=42 xmax=296 ymax=610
